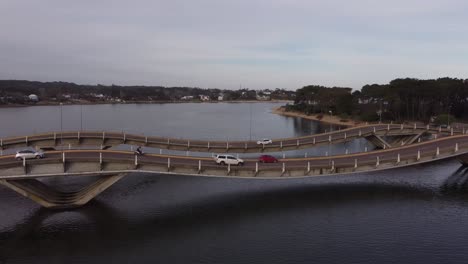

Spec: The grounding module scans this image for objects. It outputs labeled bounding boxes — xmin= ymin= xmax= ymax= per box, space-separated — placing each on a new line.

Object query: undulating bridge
xmin=1 ymin=123 xmax=467 ymax=209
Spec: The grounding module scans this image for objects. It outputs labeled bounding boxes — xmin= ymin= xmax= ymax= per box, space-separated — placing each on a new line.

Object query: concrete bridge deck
xmin=1 ymin=133 xmax=468 ymax=208
xmin=0 ymin=124 xmax=462 ymax=153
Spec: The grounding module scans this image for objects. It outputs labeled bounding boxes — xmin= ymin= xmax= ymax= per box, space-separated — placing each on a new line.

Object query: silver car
xmin=214 ymin=155 xmax=244 ymax=166
xmin=15 ymin=150 xmax=45 ymax=160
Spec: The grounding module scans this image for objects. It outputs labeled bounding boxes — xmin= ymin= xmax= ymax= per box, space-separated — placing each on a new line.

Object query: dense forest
xmin=288 ymin=78 xmax=468 ymax=123
xmin=0 ymin=80 xmax=294 ymax=104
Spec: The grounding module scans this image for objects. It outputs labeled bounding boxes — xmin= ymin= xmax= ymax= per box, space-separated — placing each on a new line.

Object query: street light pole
xmin=60 ymin=103 xmax=63 ymax=149
xmin=447 ymin=105 xmax=450 ymax=128
xmin=80 ymin=104 xmax=83 ymax=131
xmin=328 ymin=110 xmax=333 ymax=132
xmin=249 ymin=103 xmax=252 ymax=141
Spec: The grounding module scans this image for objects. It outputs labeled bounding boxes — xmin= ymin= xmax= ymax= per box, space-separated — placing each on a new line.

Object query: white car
xmin=15 ymin=150 xmax=45 ymax=160
xmin=257 ymin=138 xmax=273 ymax=145
xmin=214 ymin=155 xmax=244 ymax=166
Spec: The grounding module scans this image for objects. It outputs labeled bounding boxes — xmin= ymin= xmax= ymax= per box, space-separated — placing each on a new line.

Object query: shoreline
xmin=0 ymin=100 xmax=292 ymax=108
xmin=271 ymin=106 xmax=363 ymax=127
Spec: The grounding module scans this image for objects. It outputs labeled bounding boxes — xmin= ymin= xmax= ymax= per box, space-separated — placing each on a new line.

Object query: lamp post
xmin=447 ymin=105 xmax=451 ymax=128
xmin=249 ymin=103 xmax=252 ymax=141
xmin=80 ymin=104 xmax=83 ymax=131
xmin=60 ymin=102 xmax=63 ymax=148
xmin=328 ymin=110 xmax=333 ymax=132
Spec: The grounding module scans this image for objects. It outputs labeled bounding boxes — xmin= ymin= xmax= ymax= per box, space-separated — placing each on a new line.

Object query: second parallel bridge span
xmin=0 ymin=124 xmax=462 ymax=153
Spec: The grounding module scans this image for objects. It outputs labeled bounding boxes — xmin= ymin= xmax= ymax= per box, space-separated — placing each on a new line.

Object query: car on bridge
xmin=257 ymin=138 xmax=272 ymax=145
xmin=214 ymin=155 xmax=244 ymax=166
xmin=15 ymin=150 xmax=45 ymax=160
xmin=258 ymin=155 xmax=278 ymax=163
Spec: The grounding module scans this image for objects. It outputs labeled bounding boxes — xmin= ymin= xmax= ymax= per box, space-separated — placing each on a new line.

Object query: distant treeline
xmin=288 ymin=77 xmax=468 ymax=123
xmin=0 ymin=80 xmax=294 ymax=104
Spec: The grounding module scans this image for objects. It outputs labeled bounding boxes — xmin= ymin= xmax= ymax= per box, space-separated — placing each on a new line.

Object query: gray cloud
xmin=1 ymin=0 xmax=467 ymax=89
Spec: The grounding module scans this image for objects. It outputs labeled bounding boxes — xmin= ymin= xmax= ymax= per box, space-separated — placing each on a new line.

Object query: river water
xmin=1 ymin=103 xmax=468 ymax=264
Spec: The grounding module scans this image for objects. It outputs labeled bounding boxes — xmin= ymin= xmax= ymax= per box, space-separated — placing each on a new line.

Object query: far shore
xmin=0 ymin=99 xmax=292 ymax=108
xmin=272 ymin=106 xmax=363 ymax=127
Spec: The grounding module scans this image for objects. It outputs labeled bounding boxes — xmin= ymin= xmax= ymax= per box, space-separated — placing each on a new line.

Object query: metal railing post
xmin=436 ymin=147 xmax=440 ymax=157
xmin=167 ymin=158 xmax=171 ymax=169
xmin=397 ymin=153 xmax=400 ymax=163
xmin=100 ymin=152 xmax=103 ymax=164
xmin=307 ymin=161 xmax=310 ymax=173
xmin=354 ymin=159 xmax=358 ymax=169
xmin=417 ymin=150 xmax=420 ymax=161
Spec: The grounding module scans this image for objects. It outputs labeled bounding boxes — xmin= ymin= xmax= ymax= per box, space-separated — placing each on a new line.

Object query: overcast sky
xmin=1 ymin=0 xmax=467 ymax=90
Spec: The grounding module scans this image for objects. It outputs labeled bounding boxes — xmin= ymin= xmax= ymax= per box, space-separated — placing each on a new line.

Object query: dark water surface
xmin=1 ymin=103 xmax=468 ymax=264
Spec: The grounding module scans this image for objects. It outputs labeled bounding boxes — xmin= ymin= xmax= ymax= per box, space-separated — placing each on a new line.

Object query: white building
xmin=199 ymin=95 xmax=210 ymax=101
xmin=28 ymin=94 xmax=39 ymax=101
xmin=181 ymin=96 xmax=194 ymax=100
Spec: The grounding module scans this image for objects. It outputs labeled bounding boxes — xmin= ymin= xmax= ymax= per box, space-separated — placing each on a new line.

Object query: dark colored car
xmin=258 ymin=155 xmax=278 ymax=163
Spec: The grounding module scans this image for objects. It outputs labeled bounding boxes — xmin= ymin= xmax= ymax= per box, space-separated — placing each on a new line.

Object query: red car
xmin=258 ymin=155 xmax=278 ymax=163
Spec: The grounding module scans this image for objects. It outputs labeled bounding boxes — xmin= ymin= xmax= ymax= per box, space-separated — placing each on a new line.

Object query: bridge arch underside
xmin=0 ymin=124 xmax=452 ymax=153
xmin=1 ymin=138 xmax=468 ymax=209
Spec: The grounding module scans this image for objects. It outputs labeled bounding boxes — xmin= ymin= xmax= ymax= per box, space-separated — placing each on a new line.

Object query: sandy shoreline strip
xmin=272 ymin=106 xmax=362 ymax=127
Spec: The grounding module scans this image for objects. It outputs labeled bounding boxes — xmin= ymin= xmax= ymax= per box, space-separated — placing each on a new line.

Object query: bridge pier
xmin=0 ymin=173 xmax=126 ymax=209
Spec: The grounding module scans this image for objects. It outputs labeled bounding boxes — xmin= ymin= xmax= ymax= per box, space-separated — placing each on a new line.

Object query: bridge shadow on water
xmin=2 ymin=170 xmax=468 ymax=263
xmin=441 ymin=165 xmax=468 ymax=194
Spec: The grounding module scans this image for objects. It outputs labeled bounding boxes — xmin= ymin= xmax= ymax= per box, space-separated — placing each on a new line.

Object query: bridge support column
xmin=0 ymin=174 xmax=126 ymax=209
